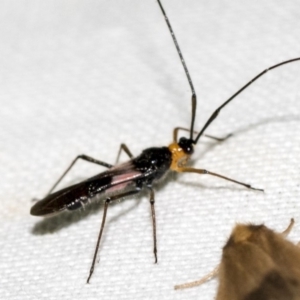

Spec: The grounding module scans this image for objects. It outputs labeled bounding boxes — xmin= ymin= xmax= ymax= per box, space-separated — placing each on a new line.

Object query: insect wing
xmin=30 ymin=162 xmax=144 ymax=216
xmin=30 ymin=181 xmax=92 ymax=216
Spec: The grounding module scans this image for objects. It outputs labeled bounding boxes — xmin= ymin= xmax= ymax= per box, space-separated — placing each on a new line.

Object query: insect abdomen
xmin=30 ymin=176 xmax=112 ymax=216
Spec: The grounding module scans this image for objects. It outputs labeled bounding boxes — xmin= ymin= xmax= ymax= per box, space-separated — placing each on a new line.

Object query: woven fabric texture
xmin=1 ymin=1 xmax=300 ymax=299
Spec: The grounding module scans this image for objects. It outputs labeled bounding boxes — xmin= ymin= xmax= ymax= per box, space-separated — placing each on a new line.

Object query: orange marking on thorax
xmin=168 ymin=142 xmax=190 ymax=171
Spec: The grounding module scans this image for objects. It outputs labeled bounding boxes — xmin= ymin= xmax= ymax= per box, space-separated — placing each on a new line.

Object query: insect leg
xmin=45 ymin=155 xmax=113 ymax=196
xmin=203 ymin=133 xmax=233 ymax=142
xmin=147 ymin=187 xmax=158 ymax=263
xmin=281 ymin=218 xmax=295 ymax=237
xmin=178 ymin=167 xmax=264 ymax=191
xmin=87 ymin=189 xmax=141 ymax=283
xmin=115 ymin=143 xmax=134 ymax=164
xmin=173 ymin=127 xmax=232 ymax=143
xmin=173 ymin=127 xmax=198 ymax=142
xmin=174 ymin=265 xmax=219 ymax=290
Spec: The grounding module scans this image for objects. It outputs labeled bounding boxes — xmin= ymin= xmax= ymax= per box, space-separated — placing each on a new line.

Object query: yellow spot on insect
xmin=168 ymin=142 xmax=190 ymax=171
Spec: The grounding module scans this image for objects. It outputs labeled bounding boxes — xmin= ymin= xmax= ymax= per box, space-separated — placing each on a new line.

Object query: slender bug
xmin=30 ymin=0 xmax=300 ymax=283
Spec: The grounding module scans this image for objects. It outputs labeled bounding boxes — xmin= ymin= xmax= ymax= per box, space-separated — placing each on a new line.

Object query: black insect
xmin=30 ymin=0 xmax=300 ymax=283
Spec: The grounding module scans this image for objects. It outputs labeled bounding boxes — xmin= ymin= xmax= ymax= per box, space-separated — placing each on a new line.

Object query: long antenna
xmin=157 ymin=0 xmax=197 ymax=140
xmin=193 ymin=57 xmax=300 ymax=144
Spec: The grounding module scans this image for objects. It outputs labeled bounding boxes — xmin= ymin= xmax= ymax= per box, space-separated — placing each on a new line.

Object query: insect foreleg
xmin=281 ymin=218 xmax=295 ymax=237
xmin=174 ymin=265 xmax=220 ymax=290
xmin=173 ymin=127 xmax=232 ymax=143
xmin=203 ymin=133 xmax=233 ymax=142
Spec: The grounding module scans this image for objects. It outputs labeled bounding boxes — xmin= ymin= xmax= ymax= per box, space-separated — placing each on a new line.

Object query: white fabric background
xmin=1 ymin=0 xmax=300 ymax=299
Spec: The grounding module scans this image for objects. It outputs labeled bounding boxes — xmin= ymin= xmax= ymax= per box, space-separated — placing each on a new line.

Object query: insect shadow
xmin=220 ymin=114 xmax=300 ymax=138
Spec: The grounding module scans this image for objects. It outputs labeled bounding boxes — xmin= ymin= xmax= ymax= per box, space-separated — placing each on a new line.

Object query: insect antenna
xmin=193 ymin=57 xmax=300 ymax=144
xmin=157 ymin=0 xmax=197 ymax=141
xmin=158 ymin=1 xmax=300 ymax=146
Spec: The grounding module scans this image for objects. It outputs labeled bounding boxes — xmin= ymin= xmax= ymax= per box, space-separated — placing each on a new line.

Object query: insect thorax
xmin=132 ymin=147 xmax=172 ymax=184
xmin=168 ymin=139 xmax=193 ymax=171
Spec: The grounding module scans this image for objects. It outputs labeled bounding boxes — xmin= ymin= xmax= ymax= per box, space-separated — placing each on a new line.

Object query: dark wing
xmin=30 ymin=162 xmax=144 ymax=216
xmin=30 ymin=174 xmax=111 ymax=216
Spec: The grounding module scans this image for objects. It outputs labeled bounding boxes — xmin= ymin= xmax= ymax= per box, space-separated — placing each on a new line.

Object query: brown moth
xmin=175 ymin=219 xmax=300 ymax=300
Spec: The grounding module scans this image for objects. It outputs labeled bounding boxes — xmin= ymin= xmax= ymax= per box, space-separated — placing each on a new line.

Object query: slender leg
xmin=173 ymin=127 xmax=232 ymax=143
xmin=173 ymin=127 xmax=198 ymax=143
xmin=148 ymin=187 xmax=158 ymax=263
xmin=47 ymin=143 xmax=133 ymax=197
xmin=281 ymin=218 xmax=295 ymax=237
xmin=46 ymin=154 xmax=113 ymax=196
xmin=204 ymin=133 xmax=233 ymax=142
xmin=178 ymin=167 xmax=264 ymax=191
xmin=174 ymin=265 xmax=219 ymax=290
xmin=86 ymin=189 xmax=140 ymax=283
xmin=86 ymin=198 xmax=110 ymax=284
xmin=115 ymin=143 xmax=134 ymax=164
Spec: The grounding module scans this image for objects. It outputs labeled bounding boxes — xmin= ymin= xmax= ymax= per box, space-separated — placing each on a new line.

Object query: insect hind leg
xmin=34 ymin=145 xmax=134 ymax=202
xmin=115 ymin=143 xmax=134 ymax=164
xmin=45 ymin=143 xmax=133 ymax=198
xmin=42 ymin=154 xmax=113 ymax=198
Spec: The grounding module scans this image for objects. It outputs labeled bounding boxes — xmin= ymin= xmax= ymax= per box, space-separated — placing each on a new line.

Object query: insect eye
xmin=178 ymin=137 xmax=194 ymax=155
xmin=151 ymin=159 xmax=157 ymax=165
